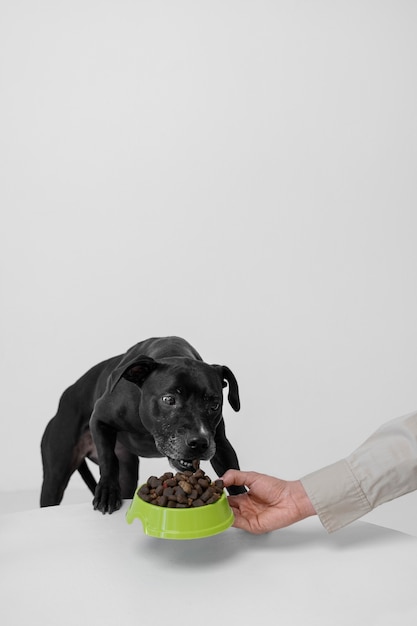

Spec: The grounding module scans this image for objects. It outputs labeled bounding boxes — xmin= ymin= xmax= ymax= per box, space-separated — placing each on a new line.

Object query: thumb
xmin=221 ymin=468 xmax=245 ymax=488
xmin=222 ymin=469 xmax=261 ymax=489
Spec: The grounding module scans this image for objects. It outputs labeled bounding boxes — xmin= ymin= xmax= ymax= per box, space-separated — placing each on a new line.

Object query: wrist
xmin=290 ymin=480 xmax=316 ymax=519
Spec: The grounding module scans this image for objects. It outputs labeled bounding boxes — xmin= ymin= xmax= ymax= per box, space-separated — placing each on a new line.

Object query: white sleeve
xmin=300 ymin=411 xmax=417 ymax=532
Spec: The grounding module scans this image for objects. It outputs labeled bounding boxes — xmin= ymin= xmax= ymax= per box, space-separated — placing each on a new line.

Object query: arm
xmin=223 ymin=411 xmax=417 ymax=534
xmin=301 ymin=411 xmax=417 ymax=532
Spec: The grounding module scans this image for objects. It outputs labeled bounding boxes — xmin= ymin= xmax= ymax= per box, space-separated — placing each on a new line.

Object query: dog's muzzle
xmin=155 ymin=430 xmax=215 ymax=472
xmin=168 ymin=458 xmax=198 ymax=472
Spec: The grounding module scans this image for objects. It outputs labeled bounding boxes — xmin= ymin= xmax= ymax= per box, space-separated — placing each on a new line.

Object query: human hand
xmin=222 ymin=470 xmax=316 ymax=534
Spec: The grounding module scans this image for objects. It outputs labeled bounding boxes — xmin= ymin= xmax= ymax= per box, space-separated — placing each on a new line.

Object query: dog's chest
xmin=116 ymin=430 xmax=162 ymax=458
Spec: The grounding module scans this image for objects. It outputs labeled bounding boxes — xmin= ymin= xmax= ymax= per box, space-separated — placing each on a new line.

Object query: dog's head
xmin=108 ymin=355 xmax=240 ymax=472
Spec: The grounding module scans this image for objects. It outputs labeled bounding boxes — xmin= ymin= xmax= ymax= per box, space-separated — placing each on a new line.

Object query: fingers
xmin=228 ymin=495 xmax=267 ymax=534
xmin=230 ymin=509 xmax=251 ymax=532
xmin=227 ymin=496 xmax=252 ymax=532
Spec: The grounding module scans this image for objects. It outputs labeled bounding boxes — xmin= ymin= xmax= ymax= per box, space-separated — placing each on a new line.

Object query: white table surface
xmin=1 ymin=501 xmax=417 ymax=626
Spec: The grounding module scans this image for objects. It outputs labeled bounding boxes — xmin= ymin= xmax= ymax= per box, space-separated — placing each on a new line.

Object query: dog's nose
xmin=187 ymin=436 xmax=209 ymax=452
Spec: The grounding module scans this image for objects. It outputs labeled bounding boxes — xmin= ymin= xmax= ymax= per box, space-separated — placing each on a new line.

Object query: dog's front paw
xmin=93 ymin=479 xmax=122 ymax=514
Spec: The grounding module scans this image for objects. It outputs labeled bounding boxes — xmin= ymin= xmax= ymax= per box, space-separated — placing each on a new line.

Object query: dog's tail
xmin=78 ymin=460 xmax=97 ymax=495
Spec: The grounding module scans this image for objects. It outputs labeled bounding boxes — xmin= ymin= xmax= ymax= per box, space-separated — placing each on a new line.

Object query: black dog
xmin=40 ymin=336 xmax=245 ymax=513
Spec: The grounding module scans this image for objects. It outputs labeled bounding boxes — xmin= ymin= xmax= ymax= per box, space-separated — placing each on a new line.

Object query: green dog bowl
xmin=126 ymin=489 xmax=234 ymax=540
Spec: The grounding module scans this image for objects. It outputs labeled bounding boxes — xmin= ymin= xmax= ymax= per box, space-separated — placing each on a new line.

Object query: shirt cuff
xmin=300 ymin=459 xmax=373 ymax=533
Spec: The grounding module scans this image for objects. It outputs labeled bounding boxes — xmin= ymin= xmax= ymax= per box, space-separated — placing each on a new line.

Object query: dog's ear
xmin=212 ymin=365 xmax=240 ymax=412
xmin=108 ymin=355 xmax=158 ymax=393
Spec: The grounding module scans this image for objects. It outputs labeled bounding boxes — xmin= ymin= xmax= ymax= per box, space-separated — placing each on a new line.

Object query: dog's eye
xmin=162 ymin=395 xmax=176 ymax=405
xmin=211 ymin=403 xmax=220 ymax=411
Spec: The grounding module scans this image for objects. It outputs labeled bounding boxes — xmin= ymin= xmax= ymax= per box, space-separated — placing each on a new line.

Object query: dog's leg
xmin=90 ymin=408 xmax=122 ymax=514
xmin=210 ymin=420 xmax=247 ymax=495
xmin=40 ymin=382 xmax=95 ymax=506
xmin=40 ymin=417 xmax=78 ymax=506
xmin=115 ymin=441 xmax=139 ymax=498
xmin=78 ymin=459 xmax=97 ymax=495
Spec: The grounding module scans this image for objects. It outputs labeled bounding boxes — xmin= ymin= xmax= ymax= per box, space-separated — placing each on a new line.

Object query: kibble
xmin=138 ymin=465 xmax=224 ymax=509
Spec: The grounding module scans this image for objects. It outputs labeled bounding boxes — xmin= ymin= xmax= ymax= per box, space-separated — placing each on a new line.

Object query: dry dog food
xmin=138 ymin=466 xmax=224 ymax=508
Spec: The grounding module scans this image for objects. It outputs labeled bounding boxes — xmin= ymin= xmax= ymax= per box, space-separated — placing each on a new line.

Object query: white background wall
xmin=1 ymin=1 xmax=417 ymax=525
